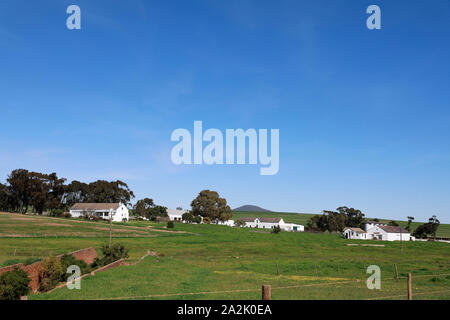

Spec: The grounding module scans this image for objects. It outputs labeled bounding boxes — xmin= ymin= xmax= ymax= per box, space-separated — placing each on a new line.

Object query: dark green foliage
xmin=413 ymin=215 xmax=440 ymax=239
xmin=272 ymin=225 xmax=281 ymax=234
xmin=182 ymin=211 xmax=194 ymax=223
xmin=191 ymin=190 xmax=232 ymax=222
xmin=64 ymin=180 xmax=135 ymax=207
xmin=406 ymin=216 xmax=415 ymax=231
xmin=307 ymin=206 xmax=365 ymax=232
xmin=167 ymin=221 xmax=175 ymax=229
xmin=133 ymin=198 xmax=167 ymax=220
xmin=235 ymin=219 xmax=246 ymax=227
xmin=91 ymin=243 xmax=129 ymax=268
xmin=0 ymin=267 xmax=31 ymax=300
xmin=49 ymin=209 xmax=64 ymax=217
xmin=388 ymin=220 xmax=399 ymax=226
xmin=0 ymin=169 xmax=135 ymax=213
xmin=59 ymin=254 xmax=91 ymax=282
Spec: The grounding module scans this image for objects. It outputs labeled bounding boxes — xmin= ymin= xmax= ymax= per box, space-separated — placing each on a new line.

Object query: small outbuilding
xmin=343 ymin=227 xmax=369 ymax=240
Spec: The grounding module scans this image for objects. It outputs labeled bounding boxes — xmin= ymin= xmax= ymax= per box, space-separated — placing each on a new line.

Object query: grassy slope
xmin=232 ymin=211 xmax=450 ymax=237
xmin=0 ymin=212 xmax=448 ymax=300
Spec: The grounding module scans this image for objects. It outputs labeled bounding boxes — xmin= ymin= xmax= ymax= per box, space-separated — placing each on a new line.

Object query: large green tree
xmin=190 ymin=190 xmax=232 ymax=222
xmin=413 ymin=215 xmax=440 ymax=239
xmin=133 ymin=198 xmax=167 ymax=220
xmin=307 ymin=206 xmax=365 ymax=232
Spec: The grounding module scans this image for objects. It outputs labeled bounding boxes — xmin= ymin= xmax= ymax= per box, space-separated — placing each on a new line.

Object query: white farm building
xmin=366 ymin=225 xmax=412 ymax=241
xmin=69 ymin=203 xmax=129 ymax=222
xmin=343 ymin=227 xmax=369 ymax=240
xmin=239 ymin=217 xmax=304 ymax=232
xmin=167 ymin=209 xmax=187 ymax=221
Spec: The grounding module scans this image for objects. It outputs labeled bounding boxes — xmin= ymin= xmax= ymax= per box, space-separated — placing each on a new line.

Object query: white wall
xmin=343 ymin=229 xmax=368 ymax=239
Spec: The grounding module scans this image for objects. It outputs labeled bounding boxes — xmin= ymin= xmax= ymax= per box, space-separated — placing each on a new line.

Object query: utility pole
xmin=109 ymin=208 xmax=113 ymax=248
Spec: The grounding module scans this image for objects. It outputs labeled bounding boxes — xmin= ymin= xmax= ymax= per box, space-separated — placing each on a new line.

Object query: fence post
xmin=407 ymin=273 xmax=412 ymax=300
xmin=394 ymin=264 xmax=399 ymax=280
xmin=262 ymin=285 xmax=271 ymax=300
xmin=276 ymin=262 xmax=280 ymax=276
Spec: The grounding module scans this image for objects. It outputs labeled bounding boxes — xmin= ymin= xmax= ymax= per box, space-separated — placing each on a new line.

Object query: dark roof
xmin=379 ymin=225 xmax=409 ymax=233
xmin=259 ymin=217 xmax=282 ymax=223
xmin=70 ymin=203 xmax=120 ymax=211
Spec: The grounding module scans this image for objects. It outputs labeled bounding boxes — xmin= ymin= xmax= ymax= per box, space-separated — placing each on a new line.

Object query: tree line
xmin=0 ymin=169 xmax=135 ymax=214
xmin=306 ymin=206 xmax=365 ymax=232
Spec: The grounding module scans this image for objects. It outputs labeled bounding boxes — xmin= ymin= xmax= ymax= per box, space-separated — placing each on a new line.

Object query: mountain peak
xmin=233 ymin=205 xmax=272 ymax=212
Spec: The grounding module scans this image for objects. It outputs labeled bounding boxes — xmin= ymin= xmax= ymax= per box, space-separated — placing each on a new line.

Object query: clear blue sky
xmin=0 ymin=0 xmax=449 ymax=223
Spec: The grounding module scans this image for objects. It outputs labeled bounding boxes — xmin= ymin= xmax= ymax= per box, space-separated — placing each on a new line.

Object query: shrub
xmin=167 ymin=221 xmax=175 ymax=229
xmin=202 ymin=217 xmax=211 ymax=224
xmin=61 ymin=212 xmax=72 ymax=219
xmin=182 ymin=211 xmax=194 ymax=223
xmin=49 ymin=209 xmax=64 ymax=217
xmin=0 ymin=267 xmax=31 ymax=300
xmin=59 ymin=254 xmax=90 ymax=282
xmin=91 ymin=243 xmax=129 ymax=268
xmin=272 ymin=226 xmax=282 ymax=234
xmin=235 ymin=219 xmax=246 ymax=227
xmin=193 ymin=215 xmax=202 ymax=224
xmin=38 ymin=256 xmax=64 ymax=292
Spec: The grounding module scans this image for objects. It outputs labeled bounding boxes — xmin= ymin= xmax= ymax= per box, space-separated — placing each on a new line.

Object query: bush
xmin=49 ymin=209 xmax=64 ymax=217
xmin=59 ymin=254 xmax=91 ymax=282
xmin=91 ymin=243 xmax=129 ymax=268
xmin=38 ymin=256 xmax=64 ymax=292
xmin=202 ymin=217 xmax=211 ymax=224
xmin=182 ymin=211 xmax=194 ymax=223
xmin=235 ymin=219 xmax=246 ymax=227
xmin=0 ymin=267 xmax=31 ymax=300
xmin=61 ymin=212 xmax=72 ymax=219
xmin=272 ymin=226 xmax=282 ymax=234
xmin=167 ymin=221 xmax=175 ymax=229
xmin=193 ymin=215 xmax=202 ymax=224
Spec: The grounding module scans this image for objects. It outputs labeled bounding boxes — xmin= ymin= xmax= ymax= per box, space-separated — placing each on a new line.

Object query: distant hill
xmin=233 ymin=205 xmax=272 ymax=212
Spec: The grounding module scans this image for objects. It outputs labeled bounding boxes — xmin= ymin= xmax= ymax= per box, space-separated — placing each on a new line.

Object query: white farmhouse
xmin=343 ymin=227 xmax=369 ymax=240
xmin=366 ymin=225 xmax=412 ymax=241
xmin=167 ymin=209 xmax=187 ymax=221
xmin=240 ymin=217 xmax=260 ymax=228
xmin=69 ymin=203 xmax=129 ymax=222
xmin=238 ymin=217 xmax=304 ymax=232
xmin=259 ymin=217 xmax=285 ymax=229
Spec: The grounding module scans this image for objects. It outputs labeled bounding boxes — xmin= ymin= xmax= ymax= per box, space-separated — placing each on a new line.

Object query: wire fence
xmin=94 ymin=272 xmax=450 ymax=300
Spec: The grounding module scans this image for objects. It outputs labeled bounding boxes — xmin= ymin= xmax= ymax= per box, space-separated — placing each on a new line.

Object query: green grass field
xmin=0 ymin=211 xmax=449 ymax=300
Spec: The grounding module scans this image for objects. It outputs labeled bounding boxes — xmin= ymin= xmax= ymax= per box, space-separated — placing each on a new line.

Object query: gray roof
xmin=345 ymin=227 xmax=366 ymax=233
xmin=379 ymin=225 xmax=409 ymax=233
